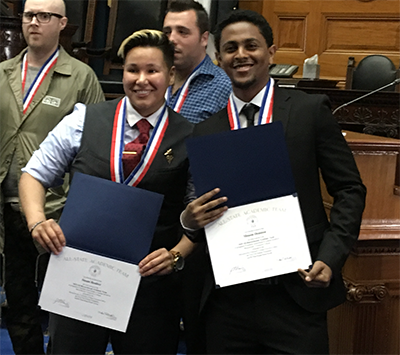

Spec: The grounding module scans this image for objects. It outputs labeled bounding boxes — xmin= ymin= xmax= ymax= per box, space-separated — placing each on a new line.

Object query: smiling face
xmin=163 ymin=10 xmax=208 ymax=73
xmin=22 ymin=0 xmax=67 ymax=54
xmin=216 ymin=21 xmax=276 ymax=102
xmin=123 ymin=46 xmax=175 ymax=117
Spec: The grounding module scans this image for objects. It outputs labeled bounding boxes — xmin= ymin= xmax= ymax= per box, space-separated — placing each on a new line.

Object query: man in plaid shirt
xmin=163 ymin=0 xmax=231 ymax=124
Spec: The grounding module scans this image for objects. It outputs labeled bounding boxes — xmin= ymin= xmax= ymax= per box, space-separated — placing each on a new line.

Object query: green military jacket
xmin=0 ymin=46 xmax=105 ymax=252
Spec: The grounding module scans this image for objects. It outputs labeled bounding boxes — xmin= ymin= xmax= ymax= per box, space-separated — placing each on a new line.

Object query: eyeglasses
xmin=20 ymin=12 xmax=63 ymax=24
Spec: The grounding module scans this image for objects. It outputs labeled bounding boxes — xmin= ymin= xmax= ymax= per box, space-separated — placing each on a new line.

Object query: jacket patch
xmin=42 ymin=96 xmax=61 ymax=108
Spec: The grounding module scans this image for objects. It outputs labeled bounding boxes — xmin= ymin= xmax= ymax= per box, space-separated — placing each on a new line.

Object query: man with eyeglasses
xmin=0 ymin=0 xmax=104 ymax=353
xmin=22 ymin=11 xmax=63 ymax=23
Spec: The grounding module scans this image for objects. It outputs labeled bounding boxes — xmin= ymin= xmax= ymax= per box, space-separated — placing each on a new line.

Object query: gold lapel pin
xmin=164 ymin=148 xmax=174 ymax=164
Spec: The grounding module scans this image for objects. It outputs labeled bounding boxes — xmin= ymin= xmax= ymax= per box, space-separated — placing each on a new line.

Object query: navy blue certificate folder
xmin=58 ymin=172 xmax=164 ymax=264
xmin=186 ymin=121 xmax=296 ymax=208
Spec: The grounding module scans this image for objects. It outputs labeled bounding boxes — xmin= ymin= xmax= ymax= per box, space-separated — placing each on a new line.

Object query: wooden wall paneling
xmin=275 ymin=16 xmax=305 ymax=52
xmin=238 ymin=0 xmax=266 ymax=15
xmin=323 ymin=17 xmax=399 ymax=52
xmin=319 ymin=13 xmax=400 ymax=81
xmin=239 ymin=0 xmax=400 ymax=84
xmin=321 ymin=132 xmax=400 ymax=238
xmin=321 ymin=131 xmax=400 ymax=354
xmin=274 ymin=13 xmax=307 ymax=59
xmin=266 ymin=1 xmax=313 ymax=75
xmin=353 ymin=152 xmax=399 ymax=238
xmin=302 ymin=1 xmax=322 ymax=58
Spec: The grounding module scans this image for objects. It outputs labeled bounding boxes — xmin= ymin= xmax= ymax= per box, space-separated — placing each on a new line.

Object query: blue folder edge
xmin=59 ymin=172 xmax=164 ymax=265
xmin=186 ymin=121 xmax=297 ymax=208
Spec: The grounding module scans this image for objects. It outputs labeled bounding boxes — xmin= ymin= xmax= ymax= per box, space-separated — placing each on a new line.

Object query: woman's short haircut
xmin=117 ymin=29 xmax=175 ymax=69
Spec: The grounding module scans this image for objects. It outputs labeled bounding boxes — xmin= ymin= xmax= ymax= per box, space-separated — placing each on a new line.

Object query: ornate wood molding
xmin=290 ymin=87 xmax=400 ymax=138
xmin=352 ymin=244 xmax=400 ymax=254
xmin=335 ymin=106 xmax=399 ymax=139
xmin=345 ymin=281 xmax=388 ymax=302
xmin=0 ymin=16 xmax=25 ymax=62
xmin=352 ymin=151 xmax=398 ymax=156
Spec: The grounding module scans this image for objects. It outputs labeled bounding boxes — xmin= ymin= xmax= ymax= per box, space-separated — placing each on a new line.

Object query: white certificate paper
xmin=205 ymin=195 xmax=312 ymax=288
xmin=39 ymin=247 xmax=141 ymax=332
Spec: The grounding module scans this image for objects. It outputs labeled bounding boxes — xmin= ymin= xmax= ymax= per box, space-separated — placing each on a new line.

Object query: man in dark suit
xmin=181 ymin=10 xmax=366 ymax=354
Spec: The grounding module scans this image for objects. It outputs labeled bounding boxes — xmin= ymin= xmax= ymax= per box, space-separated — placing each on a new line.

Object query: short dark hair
xmin=166 ymin=0 xmax=209 ymax=35
xmin=214 ymin=9 xmax=274 ymax=51
xmin=117 ymin=29 xmax=175 ymax=69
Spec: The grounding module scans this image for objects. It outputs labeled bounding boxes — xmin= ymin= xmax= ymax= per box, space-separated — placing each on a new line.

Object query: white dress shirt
xmin=233 ymin=86 xmax=268 ymax=127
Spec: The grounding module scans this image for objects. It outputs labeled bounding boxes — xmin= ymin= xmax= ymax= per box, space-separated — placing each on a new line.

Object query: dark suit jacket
xmin=194 ymin=86 xmax=366 ymax=313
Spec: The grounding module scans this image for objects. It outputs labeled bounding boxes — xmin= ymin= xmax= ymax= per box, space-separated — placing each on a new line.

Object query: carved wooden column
xmin=328 ymin=239 xmax=399 ymax=354
xmin=322 ymin=131 xmax=400 ymax=354
xmin=0 ymin=16 xmax=25 ymax=61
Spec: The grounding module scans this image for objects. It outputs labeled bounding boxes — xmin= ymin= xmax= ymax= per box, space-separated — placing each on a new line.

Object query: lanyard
xmin=166 ymin=56 xmax=206 ymax=113
xmin=110 ymin=97 xmax=169 ymax=186
xmin=21 ymin=48 xmax=59 ymax=114
xmin=227 ymin=78 xmax=275 ymax=130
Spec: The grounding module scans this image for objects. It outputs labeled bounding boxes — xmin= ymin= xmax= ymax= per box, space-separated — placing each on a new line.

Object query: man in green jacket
xmin=0 ymin=0 xmax=104 ymax=353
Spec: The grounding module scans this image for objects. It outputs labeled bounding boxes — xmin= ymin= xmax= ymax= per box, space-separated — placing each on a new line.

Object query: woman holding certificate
xmin=19 ymin=30 xmax=203 ymax=354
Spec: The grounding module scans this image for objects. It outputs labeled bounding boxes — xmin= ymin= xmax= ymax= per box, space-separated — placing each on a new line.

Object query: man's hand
xmin=139 ymin=248 xmax=174 ymax=277
xmin=182 ymin=188 xmax=228 ymax=230
xmin=31 ymin=219 xmax=65 ymax=255
xmin=298 ymin=260 xmax=332 ymax=288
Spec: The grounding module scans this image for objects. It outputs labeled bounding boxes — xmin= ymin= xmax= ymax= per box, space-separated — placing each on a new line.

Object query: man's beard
xmin=232 ymin=77 xmax=256 ymax=90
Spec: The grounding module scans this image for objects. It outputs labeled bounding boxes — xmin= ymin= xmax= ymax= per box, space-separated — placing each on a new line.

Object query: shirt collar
xmin=196 ymin=54 xmax=213 ymax=75
xmin=6 ymin=46 xmax=69 ymax=74
xmin=178 ymin=54 xmax=214 ymax=83
xmin=52 ymin=46 xmax=72 ymax=76
xmin=169 ymin=54 xmax=218 ymax=100
xmin=125 ymin=98 xmax=165 ymax=128
xmin=232 ymin=86 xmax=267 ymax=114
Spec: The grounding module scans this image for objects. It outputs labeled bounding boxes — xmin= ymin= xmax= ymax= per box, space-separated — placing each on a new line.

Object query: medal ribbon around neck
xmin=21 ymin=48 xmax=59 ymax=114
xmin=110 ymin=97 xmax=169 ymax=186
xmin=227 ymin=78 xmax=275 ymax=130
xmin=166 ymin=56 xmax=206 ymax=113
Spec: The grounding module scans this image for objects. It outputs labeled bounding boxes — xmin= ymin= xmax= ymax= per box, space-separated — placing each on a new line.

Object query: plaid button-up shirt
xmin=169 ymin=55 xmax=232 ymax=124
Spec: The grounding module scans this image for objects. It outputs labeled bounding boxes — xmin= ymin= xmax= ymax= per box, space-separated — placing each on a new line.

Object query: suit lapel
xmin=218 ymin=108 xmax=231 ymax=132
xmin=272 ymin=86 xmax=291 ymax=134
xmin=138 ymin=109 xmax=188 ymax=183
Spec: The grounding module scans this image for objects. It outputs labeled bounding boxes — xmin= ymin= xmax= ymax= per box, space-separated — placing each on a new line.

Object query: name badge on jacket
xmin=42 ymin=96 xmax=61 ymax=108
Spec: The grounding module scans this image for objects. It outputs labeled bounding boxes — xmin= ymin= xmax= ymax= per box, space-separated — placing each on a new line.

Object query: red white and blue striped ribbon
xmin=166 ymin=56 xmax=206 ymax=113
xmin=21 ymin=48 xmax=59 ymax=114
xmin=110 ymin=97 xmax=169 ymax=186
xmin=227 ymin=78 xmax=275 ymax=130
